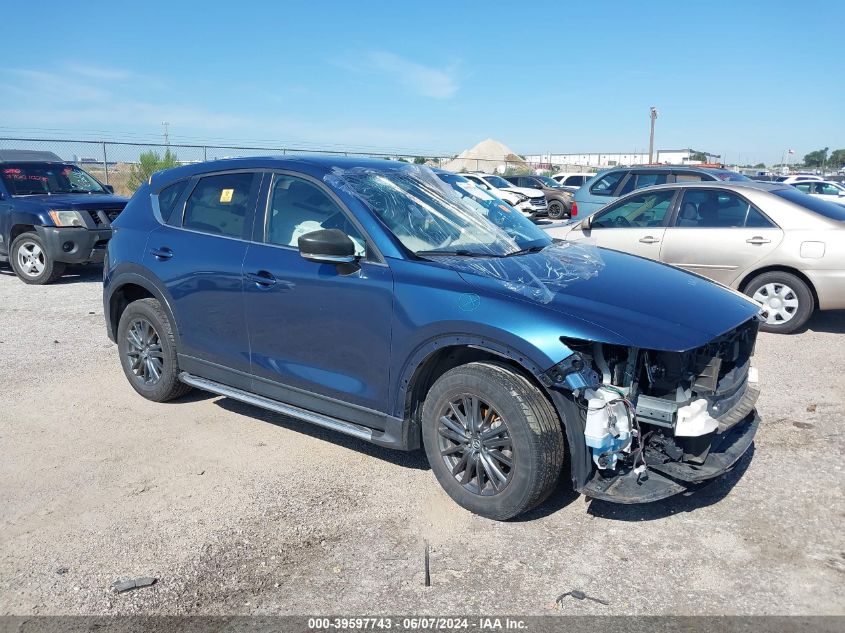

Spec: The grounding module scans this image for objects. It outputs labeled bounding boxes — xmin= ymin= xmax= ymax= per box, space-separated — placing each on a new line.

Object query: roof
xmin=0 ymin=149 xmax=64 ymax=163
xmin=147 ymin=154 xmax=428 ymax=189
xmin=638 ymin=180 xmax=791 ymax=193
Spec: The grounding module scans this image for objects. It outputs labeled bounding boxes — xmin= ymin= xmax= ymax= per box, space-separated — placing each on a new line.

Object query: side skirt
xmin=178 ymin=372 xmax=411 ymax=450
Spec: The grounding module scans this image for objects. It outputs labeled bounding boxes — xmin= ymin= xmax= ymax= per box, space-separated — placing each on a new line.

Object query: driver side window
xmin=266 ymin=175 xmax=366 ymax=256
xmin=592 ymin=190 xmax=675 ymax=229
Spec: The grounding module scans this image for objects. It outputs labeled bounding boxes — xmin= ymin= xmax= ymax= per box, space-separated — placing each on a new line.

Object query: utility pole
xmin=162 ymin=121 xmax=170 ymax=146
xmin=648 ymin=107 xmax=658 ymax=163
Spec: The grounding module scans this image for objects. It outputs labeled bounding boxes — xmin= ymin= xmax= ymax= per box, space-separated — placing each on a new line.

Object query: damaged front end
xmin=541 ymin=317 xmax=761 ymax=503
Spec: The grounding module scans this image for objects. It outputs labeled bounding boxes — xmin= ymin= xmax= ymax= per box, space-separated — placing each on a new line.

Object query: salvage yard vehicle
xmin=572 ymin=165 xmax=750 ymax=220
xmin=104 ymin=157 xmax=762 ymax=519
xmin=504 ymin=175 xmax=573 ymax=219
xmin=551 ymin=172 xmax=595 ymax=192
xmin=791 ymin=180 xmax=845 ymax=204
xmin=0 ymin=150 xmax=128 ymax=284
xmin=546 ymin=181 xmax=845 ymax=334
xmin=461 ymin=173 xmax=548 ymax=218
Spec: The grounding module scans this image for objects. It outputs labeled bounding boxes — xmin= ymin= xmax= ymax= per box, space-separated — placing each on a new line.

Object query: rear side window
xmin=182 ymin=172 xmax=258 ymax=238
xmin=675 ymin=190 xmax=775 ymax=228
xmin=773 ymin=188 xmax=845 ymax=221
xmin=157 ymin=180 xmax=189 ymax=223
xmin=590 ymin=171 xmax=627 ymax=196
xmin=675 ymin=172 xmax=705 ymax=182
xmin=617 ymin=172 xmax=669 ymax=196
xmin=567 ymin=175 xmax=586 ymax=186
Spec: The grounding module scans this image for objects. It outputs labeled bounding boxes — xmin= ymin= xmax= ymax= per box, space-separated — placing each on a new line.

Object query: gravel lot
xmin=0 ymin=264 xmax=843 ymax=616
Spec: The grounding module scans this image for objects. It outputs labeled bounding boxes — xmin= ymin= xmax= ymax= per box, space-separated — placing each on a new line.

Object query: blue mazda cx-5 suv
xmin=104 ymin=156 xmax=762 ymax=519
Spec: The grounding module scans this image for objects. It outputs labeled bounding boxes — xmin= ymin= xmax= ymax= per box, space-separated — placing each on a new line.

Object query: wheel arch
xmin=737 ymin=265 xmax=819 ymax=310
xmin=9 ymin=223 xmax=38 ymax=243
xmin=106 ymin=272 xmax=180 ymax=345
xmin=397 ymin=336 xmax=589 ymax=488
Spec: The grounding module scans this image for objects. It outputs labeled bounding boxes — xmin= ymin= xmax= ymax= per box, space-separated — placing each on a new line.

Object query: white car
xmin=791 ymin=180 xmax=845 ymax=204
xmin=462 ymin=173 xmax=548 ymax=216
xmin=777 ymin=174 xmax=823 ymax=184
xmin=551 ymin=172 xmax=595 ymax=192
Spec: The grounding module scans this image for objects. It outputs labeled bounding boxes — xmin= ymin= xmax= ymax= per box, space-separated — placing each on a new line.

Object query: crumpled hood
xmin=438 ymin=243 xmax=760 ymax=352
xmin=18 ymin=193 xmax=128 ymax=209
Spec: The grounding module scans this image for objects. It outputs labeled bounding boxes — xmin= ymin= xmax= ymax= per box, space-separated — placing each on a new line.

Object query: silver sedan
xmin=544 ymin=181 xmax=845 ymax=333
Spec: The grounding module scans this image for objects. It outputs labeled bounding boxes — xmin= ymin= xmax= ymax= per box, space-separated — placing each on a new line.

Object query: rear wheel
xmin=743 ymin=271 xmax=814 ymax=334
xmin=10 ymin=233 xmax=65 ymax=285
xmin=421 ymin=362 xmax=565 ymax=520
xmin=117 ymin=298 xmax=192 ymax=402
xmin=547 ymin=200 xmax=569 ymax=220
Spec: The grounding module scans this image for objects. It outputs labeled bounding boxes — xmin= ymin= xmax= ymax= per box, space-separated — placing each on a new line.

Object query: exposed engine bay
xmin=542 ymin=317 xmax=761 ymax=499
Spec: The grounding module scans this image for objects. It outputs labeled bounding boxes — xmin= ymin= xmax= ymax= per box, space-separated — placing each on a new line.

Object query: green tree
xmin=830 ymin=149 xmax=845 ymax=168
xmin=754 ymin=162 xmax=766 ymax=168
xmin=413 ymin=156 xmax=427 ymax=165
xmin=691 ymin=151 xmax=708 ymax=162
xmin=803 ymin=147 xmax=829 ymax=168
xmin=127 ymin=149 xmax=179 ymax=192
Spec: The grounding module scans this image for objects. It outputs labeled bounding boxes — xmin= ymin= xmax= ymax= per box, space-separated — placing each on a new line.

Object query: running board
xmin=178 ymin=372 xmax=375 ymax=442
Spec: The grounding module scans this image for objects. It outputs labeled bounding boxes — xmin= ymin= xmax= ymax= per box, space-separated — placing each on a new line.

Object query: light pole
xmin=648 ymin=107 xmax=658 ymax=163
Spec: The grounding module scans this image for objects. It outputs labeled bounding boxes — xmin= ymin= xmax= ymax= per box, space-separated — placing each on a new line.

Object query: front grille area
xmin=530 ymin=198 xmax=546 ymax=207
xmin=86 ymin=209 xmax=123 ymax=227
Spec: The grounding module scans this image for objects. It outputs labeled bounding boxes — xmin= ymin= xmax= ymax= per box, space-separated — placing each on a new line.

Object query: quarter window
xmin=591 ymin=190 xmax=675 ymax=228
xmin=590 ymin=171 xmax=627 ymax=196
xmin=266 ymin=175 xmax=366 ymax=256
xmin=158 ymin=180 xmax=190 ymax=223
xmin=674 ymin=172 xmax=705 ymax=182
xmin=674 ymin=190 xmax=775 ymax=228
xmin=182 ymin=173 xmax=258 ymax=238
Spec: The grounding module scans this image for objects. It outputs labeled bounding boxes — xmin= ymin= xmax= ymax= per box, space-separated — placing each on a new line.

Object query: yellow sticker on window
xmin=220 ymin=188 xmax=234 ymax=203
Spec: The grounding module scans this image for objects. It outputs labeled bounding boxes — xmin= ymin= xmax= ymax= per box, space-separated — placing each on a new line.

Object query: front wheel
xmin=547 ymin=200 xmax=569 ymax=220
xmin=421 ymin=362 xmax=565 ymax=520
xmin=9 ymin=232 xmax=66 ymax=284
xmin=743 ymin=271 xmax=814 ymax=334
xmin=117 ymin=298 xmax=193 ymax=402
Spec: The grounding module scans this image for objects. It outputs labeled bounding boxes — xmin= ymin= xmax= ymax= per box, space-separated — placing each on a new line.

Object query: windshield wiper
xmin=415 ymin=249 xmax=491 ymax=258
xmin=502 ymin=244 xmax=547 ymax=257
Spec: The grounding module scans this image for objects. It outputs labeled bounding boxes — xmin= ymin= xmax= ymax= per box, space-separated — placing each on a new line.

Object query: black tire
xmin=743 ymin=271 xmax=814 ymax=334
xmin=421 ymin=361 xmax=565 ymax=520
xmin=547 ymin=200 xmax=569 ymax=220
xmin=117 ymin=298 xmax=192 ymax=402
xmin=9 ymin=232 xmax=66 ymax=285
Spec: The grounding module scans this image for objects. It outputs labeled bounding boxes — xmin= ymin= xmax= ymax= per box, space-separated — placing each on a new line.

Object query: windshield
xmin=325 ymin=165 xmax=552 ymax=257
xmin=0 ymin=163 xmax=106 ymax=195
xmin=773 ymin=188 xmax=845 ymax=222
xmin=483 ymin=175 xmax=512 ymax=189
xmin=535 ymin=176 xmax=562 ymax=188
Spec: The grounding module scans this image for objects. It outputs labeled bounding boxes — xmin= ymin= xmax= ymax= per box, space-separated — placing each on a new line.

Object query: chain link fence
xmin=0 ymin=137 xmax=595 ymax=196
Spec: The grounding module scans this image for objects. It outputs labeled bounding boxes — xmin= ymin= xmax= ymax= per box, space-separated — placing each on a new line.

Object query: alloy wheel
xmin=752 ymin=282 xmax=799 ymax=325
xmin=125 ymin=318 xmax=165 ymax=385
xmin=437 ymin=395 xmax=513 ymax=496
xmin=16 ymin=240 xmax=45 ymax=278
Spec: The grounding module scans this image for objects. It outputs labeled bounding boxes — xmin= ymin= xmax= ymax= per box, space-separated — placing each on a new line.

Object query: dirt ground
xmin=0 ymin=264 xmax=843 ymax=616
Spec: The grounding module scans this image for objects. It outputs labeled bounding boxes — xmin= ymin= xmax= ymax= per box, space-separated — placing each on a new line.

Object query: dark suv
xmin=104 ymin=157 xmax=762 ymax=519
xmin=0 ymin=150 xmax=128 ymax=284
xmin=504 ymin=175 xmax=573 ymax=220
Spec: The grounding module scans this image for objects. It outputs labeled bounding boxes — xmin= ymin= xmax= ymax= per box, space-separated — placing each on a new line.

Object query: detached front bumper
xmin=36 ymin=226 xmax=112 ymax=264
xmin=582 ymin=409 xmax=759 ymax=503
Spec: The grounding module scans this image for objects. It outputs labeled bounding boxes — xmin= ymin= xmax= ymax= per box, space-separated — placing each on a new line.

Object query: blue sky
xmin=1 ymin=0 xmax=842 ymax=164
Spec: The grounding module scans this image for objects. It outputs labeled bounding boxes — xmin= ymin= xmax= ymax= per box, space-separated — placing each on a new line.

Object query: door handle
xmin=245 ymin=271 xmax=277 ymax=288
xmin=746 ymin=236 xmax=771 ymax=245
xmin=638 ymin=236 xmax=660 ymax=244
xmin=150 ymin=247 xmax=173 ymax=260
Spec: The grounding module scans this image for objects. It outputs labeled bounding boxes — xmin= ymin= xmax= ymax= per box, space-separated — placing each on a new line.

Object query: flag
xmin=788 ymin=149 xmax=795 ymax=154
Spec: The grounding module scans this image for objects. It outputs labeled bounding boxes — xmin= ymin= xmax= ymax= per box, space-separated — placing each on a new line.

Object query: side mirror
xmin=298 ymin=228 xmax=356 ymax=264
xmin=103 ymin=184 xmax=115 ymax=194
xmin=581 ymin=214 xmax=593 ymax=231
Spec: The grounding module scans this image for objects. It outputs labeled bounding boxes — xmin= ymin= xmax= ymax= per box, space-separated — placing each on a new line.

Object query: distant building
xmin=525 ymin=148 xmax=720 ymax=168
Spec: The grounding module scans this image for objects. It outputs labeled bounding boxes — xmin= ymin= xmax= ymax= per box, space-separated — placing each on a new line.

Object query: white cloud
xmin=340 ymin=51 xmax=459 ymax=99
